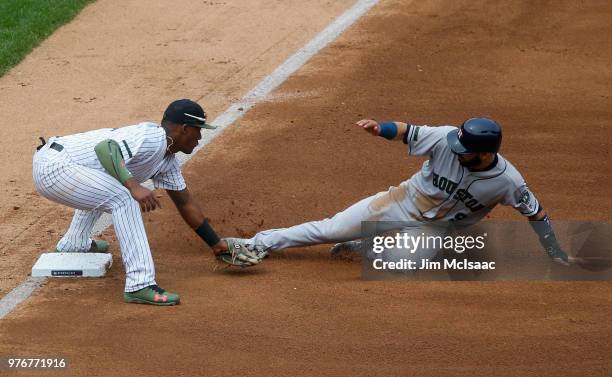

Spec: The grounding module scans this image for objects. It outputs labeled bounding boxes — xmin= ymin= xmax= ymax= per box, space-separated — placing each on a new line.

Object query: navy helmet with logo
xmin=446 ymin=117 xmax=502 ymax=154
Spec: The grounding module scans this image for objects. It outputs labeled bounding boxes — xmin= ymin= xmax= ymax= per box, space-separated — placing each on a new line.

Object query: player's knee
xmin=111 ymin=190 xmax=137 ymax=210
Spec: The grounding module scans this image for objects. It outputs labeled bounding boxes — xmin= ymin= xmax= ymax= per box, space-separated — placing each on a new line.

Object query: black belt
xmin=50 ymin=142 xmax=64 ymax=152
xmin=37 ymin=137 xmax=63 ymax=152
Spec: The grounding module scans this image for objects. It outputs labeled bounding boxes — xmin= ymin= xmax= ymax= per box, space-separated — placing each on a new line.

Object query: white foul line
xmin=0 ymin=0 xmax=380 ymax=320
xmin=0 ymin=277 xmax=46 ymax=319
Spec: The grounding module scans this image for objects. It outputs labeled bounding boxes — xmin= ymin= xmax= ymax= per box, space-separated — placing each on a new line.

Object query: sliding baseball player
xmin=234 ymin=117 xmax=576 ymax=267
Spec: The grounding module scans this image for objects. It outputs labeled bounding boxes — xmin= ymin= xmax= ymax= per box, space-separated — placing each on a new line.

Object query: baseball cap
xmin=162 ymin=99 xmax=217 ymax=129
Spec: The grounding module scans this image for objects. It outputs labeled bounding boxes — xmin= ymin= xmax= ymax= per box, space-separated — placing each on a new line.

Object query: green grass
xmin=0 ymin=0 xmax=94 ymax=77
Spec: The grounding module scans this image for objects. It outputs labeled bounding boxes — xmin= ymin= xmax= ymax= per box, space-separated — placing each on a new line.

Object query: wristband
xmin=529 ymin=214 xmax=567 ymax=260
xmin=379 ymin=122 xmax=398 ymax=140
xmin=196 ymin=220 xmax=221 ymax=247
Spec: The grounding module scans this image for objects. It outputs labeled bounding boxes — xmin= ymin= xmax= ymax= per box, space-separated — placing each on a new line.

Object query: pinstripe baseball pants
xmin=32 ymin=141 xmax=156 ymax=292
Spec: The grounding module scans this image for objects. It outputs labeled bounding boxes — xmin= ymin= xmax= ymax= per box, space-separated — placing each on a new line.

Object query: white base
xmin=32 ymin=253 xmax=113 ymax=277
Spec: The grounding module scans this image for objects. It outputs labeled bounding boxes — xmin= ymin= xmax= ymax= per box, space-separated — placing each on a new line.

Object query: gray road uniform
xmin=247 ymin=124 xmax=539 ymax=262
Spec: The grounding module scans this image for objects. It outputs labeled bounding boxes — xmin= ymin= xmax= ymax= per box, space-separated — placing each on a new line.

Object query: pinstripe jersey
xmin=54 ymin=122 xmax=186 ymax=191
xmin=400 ymin=124 xmax=539 ymax=225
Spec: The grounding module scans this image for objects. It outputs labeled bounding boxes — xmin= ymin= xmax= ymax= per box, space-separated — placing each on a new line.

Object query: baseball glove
xmin=216 ymin=238 xmax=267 ymax=268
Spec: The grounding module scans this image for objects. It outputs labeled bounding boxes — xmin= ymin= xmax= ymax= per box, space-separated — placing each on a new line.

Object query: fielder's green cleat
xmin=124 ymin=285 xmax=180 ymax=306
xmin=54 ymin=239 xmax=109 ymax=253
xmin=89 ymin=240 xmax=109 ymax=253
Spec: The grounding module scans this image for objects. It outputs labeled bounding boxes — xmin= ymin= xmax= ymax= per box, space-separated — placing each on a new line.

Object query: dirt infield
xmin=1 ymin=0 xmax=611 ymax=376
xmin=0 ymin=0 xmax=354 ymax=295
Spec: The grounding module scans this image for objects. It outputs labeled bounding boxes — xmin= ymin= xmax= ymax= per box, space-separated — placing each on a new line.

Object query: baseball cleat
xmin=227 ymin=238 xmax=270 ymax=259
xmin=123 ymin=285 xmax=180 ymax=306
xmin=219 ymin=238 xmax=258 ymax=266
xmin=54 ymin=239 xmax=109 ymax=253
xmin=248 ymin=242 xmax=270 ymax=259
xmin=217 ymin=238 xmax=270 ymax=267
xmin=89 ymin=239 xmax=109 ymax=253
xmin=330 ymin=240 xmax=364 ymax=258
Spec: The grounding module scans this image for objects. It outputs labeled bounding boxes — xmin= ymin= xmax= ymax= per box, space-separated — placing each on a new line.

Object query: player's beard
xmin=457 ymin=155 xmax=481 ymax=168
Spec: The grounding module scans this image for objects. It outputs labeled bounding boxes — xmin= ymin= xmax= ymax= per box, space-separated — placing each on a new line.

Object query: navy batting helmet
xmin=446 ymin=117 xmax=502 ymax=154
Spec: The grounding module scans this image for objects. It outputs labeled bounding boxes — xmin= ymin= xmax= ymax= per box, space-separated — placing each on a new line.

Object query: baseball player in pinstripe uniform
xmin=33 ymin=99 xmax=264 ymax=306
xmin=233 ymin=117 xmax=579 ymax=268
